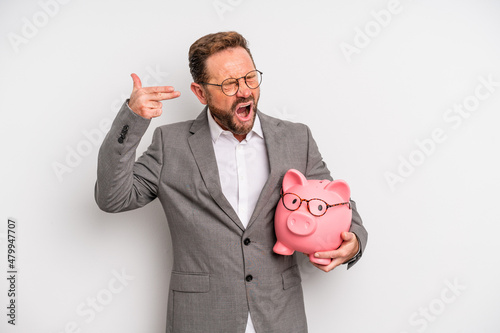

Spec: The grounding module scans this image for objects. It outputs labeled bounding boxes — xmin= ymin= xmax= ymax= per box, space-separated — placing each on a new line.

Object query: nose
xmin=287 ymin=211 xmax=317 ymax=236
xmin=235 ymin=78 xmax=252 ymax=98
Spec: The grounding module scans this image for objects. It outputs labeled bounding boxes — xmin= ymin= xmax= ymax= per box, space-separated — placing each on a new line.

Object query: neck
xmin=233 ymin=133 xmax=246 ymax=142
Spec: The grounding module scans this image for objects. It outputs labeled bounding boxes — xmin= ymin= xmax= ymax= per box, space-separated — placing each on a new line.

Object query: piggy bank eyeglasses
xmin=280 ymin=192 xmax=351 ymax=217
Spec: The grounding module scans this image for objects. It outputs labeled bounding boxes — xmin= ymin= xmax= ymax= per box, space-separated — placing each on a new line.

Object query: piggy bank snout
xmin=287 ymin=211 xmax=317 ymax=236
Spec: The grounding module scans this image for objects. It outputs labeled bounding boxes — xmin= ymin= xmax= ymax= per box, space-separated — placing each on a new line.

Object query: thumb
xmin=131 ymin=73 xmax=142 ymax=91
xmin=342 ymin=231 xmax=355 ymax=241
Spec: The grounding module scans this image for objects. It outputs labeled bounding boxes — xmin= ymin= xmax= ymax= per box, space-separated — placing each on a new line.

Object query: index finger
xmin=148 ymin=91 xmax=181 ymax=101
xmin=314 ymin=248 xmax=340 ymax=259
xmin=142 ymin=85 xmax=177 ymax=94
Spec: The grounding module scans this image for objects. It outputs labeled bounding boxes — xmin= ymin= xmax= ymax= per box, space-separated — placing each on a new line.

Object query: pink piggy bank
xmin=273 ymin=169 xmax=352 ymax=265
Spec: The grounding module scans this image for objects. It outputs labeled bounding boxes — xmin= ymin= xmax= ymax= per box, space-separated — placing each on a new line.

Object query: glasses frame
xmin=280 ymin=191 xmax=351 ymax=217
xmin=199 ymin=70 xmax=263 ymax=96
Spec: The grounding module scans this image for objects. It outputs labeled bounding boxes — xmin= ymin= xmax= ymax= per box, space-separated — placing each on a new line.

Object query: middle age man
xmin=95 ymin=31 xmax=367 ymax=333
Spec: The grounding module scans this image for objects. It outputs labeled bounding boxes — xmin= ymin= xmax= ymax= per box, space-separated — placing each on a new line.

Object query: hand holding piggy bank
xmin=273 ymin=169 xmax=352 ymax=265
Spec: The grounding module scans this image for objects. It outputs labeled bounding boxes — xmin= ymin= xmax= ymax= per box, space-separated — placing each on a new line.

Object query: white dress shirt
xmin=207 ymin=109 xmax=270 ymax=333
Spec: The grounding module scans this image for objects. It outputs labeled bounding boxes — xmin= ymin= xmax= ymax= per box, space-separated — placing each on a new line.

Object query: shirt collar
xmin=207 ymin=108 xmax=264 ymax=143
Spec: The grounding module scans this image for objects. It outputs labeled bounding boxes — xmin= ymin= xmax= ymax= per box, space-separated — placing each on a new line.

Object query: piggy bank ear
xmin=324 ymin=180 xmax=350 ymax=201
xmin=282 ymin=169 xmax=308 ymax=192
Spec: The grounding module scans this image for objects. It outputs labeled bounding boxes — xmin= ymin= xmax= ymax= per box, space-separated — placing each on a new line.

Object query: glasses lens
xmin=221 ymin=79 xmax=238 ymax=96
xmin=245 ymin=70 xmax=262 ymax=89
xmin=308 ymin=199 xmax=328 ymax=217
xmin=282 ymin=193 xmax=301 ymax=211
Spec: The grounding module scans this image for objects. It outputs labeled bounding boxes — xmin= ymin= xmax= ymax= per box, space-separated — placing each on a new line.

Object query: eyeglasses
xmin=280 ymin=192 xmax=350 ymax=217
xmin=200 ymin=70 xmax=263 ymax=96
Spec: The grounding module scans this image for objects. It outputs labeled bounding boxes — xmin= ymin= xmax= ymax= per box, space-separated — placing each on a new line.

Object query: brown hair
xmin=188 ymin=31 xmax=255 ymax=83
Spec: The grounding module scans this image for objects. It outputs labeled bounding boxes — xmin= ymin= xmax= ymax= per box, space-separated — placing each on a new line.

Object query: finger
xmin=342 ymin=231 xmax=355 ymax=241
xmin=144 ymin=108 xmax=163 ymax=119
xmin=150 ymin=108 xmax=163 ymax=118
xmin=147 ymin=91 xmax=181 ymax=101
xmin=312 ymin=258 xmax=343 ymax=273
xmin=314 ymin=252 xmax=330 ymax=259
xmin=145 ymin=101 xmax=163 ymax=109
xmin=142 ymin=85 xmax=179 ymax=94
xmin=314 ymin=233 xmax=356 ymax=259
xmin=314 ymin=249 xmax=339 ymax=259
xmin=131 ymin=73 xmax=142 ymax=91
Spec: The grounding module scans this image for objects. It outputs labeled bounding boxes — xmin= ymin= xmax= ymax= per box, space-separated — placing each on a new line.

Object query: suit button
xmin=118 ymin=136 xmax=124 ymax=144
xmin=246 ymin=275 xmax=253 ymax=282
xmin=121 ymin=125 xmax=129 ymax=133
xmin=243 ymin=238 xmax=251 ymax=246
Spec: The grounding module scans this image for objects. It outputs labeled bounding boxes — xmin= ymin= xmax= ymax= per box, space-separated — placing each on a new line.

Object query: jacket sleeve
xmin=94 ymin=100 xmax=163 ymax=213
xmin=304 ymin=125 xmax=368 ymax=269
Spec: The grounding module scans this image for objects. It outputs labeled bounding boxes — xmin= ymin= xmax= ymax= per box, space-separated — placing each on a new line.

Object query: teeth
xmin=237 ymin=103 xmax=251 ymax=113
xmin=235 ymin=102 xmax=252 ymax=119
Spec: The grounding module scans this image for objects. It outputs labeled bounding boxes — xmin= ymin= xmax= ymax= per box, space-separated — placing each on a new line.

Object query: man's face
xmin=203 ymin=47 xmax=260 ymax=139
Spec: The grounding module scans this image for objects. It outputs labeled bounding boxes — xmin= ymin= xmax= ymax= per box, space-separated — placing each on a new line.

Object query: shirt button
xmin=244 ymin=238 xmax=251 ymax=246
xmin=246 ymin=275 xmax=253 ymax=282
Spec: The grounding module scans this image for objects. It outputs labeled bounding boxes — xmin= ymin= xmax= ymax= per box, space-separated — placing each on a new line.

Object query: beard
xmin=207 ymin=94 xmax=258 ymax=136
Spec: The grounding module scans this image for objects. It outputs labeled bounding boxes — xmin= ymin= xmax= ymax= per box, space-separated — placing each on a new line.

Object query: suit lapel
xmin=247 ymin=111 xmax=291 ymax=228
xmin=188 ymin=107 xmax=245 ymax=232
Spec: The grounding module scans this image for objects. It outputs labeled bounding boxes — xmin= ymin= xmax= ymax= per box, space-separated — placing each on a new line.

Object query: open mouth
xmin=235 ymin=102 xmax=253 ymax=121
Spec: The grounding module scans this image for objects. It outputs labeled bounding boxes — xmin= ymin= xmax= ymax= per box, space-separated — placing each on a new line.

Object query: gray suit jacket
xmin=95 ymin=102 xmax=367 ymax=333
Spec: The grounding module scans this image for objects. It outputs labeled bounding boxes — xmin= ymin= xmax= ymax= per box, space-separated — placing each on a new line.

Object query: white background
xmin=1 ymin=0 xmax=500 ymax=332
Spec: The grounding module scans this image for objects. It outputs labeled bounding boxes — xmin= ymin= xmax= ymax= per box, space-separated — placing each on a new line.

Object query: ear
xmin=190 ymin=82 xmax=208 ymax=105
xmin=323 ymin=180 xmax=350 ymax=201
xmin=282 ymin=169 xmax=308 ymax=192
